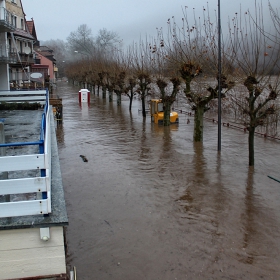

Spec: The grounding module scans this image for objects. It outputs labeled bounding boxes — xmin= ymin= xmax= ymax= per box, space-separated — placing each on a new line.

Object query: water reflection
xmin=55 ymin=121 xmax=65 ymax=147
xmin=138 ymin=120 xmax=150 ymax=163
xmin=178 ymin=142 xmax=207 ymax=213
xmin=242 ymin=167 xmax=256 ymax=264
xmin=80 ymin=102 xmax=89 ymax=119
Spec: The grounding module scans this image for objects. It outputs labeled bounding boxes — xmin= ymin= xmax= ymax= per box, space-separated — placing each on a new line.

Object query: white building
xmin=0 ymin=0 xmax=35 ymax=90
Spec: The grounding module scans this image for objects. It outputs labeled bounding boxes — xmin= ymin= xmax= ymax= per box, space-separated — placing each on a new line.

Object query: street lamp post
xmin=218 ymin=0 xmax=222 ymax=151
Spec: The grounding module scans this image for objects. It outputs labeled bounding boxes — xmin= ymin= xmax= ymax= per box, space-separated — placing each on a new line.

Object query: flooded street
xmin=56 ymin=81 xmax=280 ymax=279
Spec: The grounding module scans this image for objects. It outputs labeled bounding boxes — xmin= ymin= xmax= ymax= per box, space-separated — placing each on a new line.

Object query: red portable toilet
xmin=79 ymin=89 xmax=90 ymax=103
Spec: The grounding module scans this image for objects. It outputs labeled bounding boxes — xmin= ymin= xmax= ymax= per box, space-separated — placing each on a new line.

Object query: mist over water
xmin=56 ymin=81 xmax=280 ymax=279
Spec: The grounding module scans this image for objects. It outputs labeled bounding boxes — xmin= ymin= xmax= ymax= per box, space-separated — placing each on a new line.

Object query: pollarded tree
xmin=228 ymin=4 xmax=280 ymax=166
xmin=155 ymin=77 xmax=181 ymax=126
xmin=180 ymin=63 xmax=234 ymax=141
xmin=161 ymin=7 xmax=235 ymax=141
xmin=125 ymin=77 xmax=137 ymax=111
xmin=129 ymin=40 xmax=153 ymax=118
xmin=136 ymin=72 xmax=152 ymax=118
xmin=149 ymin=36 xmax=181 ymax=126
xmin=98 ymin=71 xmax=107 ymax=99
xmin=113 ymin=71 xmax=126 ymax=106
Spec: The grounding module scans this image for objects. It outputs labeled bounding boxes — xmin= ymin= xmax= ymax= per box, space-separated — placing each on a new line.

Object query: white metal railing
xmin=0 ymin=46 xmax=18 ymax=65
xmin=0 ymin=89 xmax=51 ymax=218
xmin=0 ymin=7 xmax=12 ymax=24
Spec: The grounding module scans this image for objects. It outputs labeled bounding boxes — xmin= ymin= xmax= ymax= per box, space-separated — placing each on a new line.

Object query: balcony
xmin=0 ymin=7 xmax=16 ymax=32
xmin=0 ymin=50 xmax=35 ymax=65
xmin=0 ymin=45 xmax=17 ymax=64
xmin=18 ymin=52 xmax=35 ymax=64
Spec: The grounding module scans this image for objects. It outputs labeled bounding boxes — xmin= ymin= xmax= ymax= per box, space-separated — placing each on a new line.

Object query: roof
xmin=36 ymin=46 xmax=54 ymax=53
xmin=12 ymin=28 xmax=35 ymax=40
xmin=35 ymin=50 xmax=54 ymax=62
xmin=26 ymin=20 xmax=33 ymax=34
xmin=26 ymin=19 xmax=38 ymax=41
xmin=34 ymin=47 xmax=56 ymax=63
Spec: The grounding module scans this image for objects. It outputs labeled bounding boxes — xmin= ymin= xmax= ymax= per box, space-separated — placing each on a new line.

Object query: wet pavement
xmin=55 ymin=81 xmax=280 ymax=279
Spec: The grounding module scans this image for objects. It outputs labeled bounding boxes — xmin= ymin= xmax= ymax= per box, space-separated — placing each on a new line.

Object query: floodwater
xmin=55 ymin=81 xmax=280 ymax=279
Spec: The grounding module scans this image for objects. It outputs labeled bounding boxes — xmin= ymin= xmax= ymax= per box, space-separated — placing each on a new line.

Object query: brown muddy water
xmin=55 ymin=81 xmax=280 ymax=279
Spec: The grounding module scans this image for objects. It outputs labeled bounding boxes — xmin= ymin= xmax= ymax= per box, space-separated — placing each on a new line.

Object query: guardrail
xmin=178 ymin=109 xmax=280 ymax=141
xmin=0 ymin=89 xmax=51 ymax=218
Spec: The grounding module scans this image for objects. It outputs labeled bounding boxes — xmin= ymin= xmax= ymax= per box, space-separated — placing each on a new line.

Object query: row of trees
xmin=49 ymin=2 xmax=280 ymax=166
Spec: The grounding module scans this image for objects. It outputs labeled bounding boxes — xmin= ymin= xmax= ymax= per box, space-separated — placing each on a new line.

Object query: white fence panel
xmin=0 ymin=200 xmax=48 ymax=218
xmin=0 ymin=96 xmax=46 ymax=103
xmin=0 ymin=177 xmax=48 ymax=195
xmin=0 ymin=90 xmax=47 ymax=104
xmin=0 ymin=154 xmax=45 ymax=172
xmin=0 ymin=90 xmax=46 ymax=96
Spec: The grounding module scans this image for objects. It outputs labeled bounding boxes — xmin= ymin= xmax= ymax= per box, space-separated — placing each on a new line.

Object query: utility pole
xmin=218 ymin=0 xmax=222 ymax=151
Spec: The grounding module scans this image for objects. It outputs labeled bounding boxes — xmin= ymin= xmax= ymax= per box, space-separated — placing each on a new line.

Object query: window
xmin=11 ymin=15 xmax=17 ymax=27
xmin=8 ymin=39 xmax=12 ymax=52
xmin=11 ymin=0 xmax=17 ymax=4
xmin=21 ymin=18 xmax=24 ymax=29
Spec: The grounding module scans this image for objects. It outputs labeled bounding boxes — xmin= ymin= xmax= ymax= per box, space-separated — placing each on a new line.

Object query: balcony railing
xmin=0 ymin=89 xmax=52 ymax=218
xmin=0 ymin=7 xmax=16 ymax=32
xmin=0 ymin=45 xmax=17 ymax=64
xmin=0 ymin=46 xmax=35 ymax=65
xmin=18 ymin=52 xmax=35 ymax=64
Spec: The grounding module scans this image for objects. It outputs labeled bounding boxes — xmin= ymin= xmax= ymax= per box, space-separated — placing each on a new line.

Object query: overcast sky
xmin=22 ymin=0 xmax=279 ymax=46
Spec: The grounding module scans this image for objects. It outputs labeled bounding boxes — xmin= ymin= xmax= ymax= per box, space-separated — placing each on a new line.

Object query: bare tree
xmin=129 ymin=40 xmax=153 ymax=118
xmin=148 ymin=36 xmax=181 ymax=126
xmin=227 ymin=3 xmax=280 ymax=166
xmin=67 ymin=24 xmax=96 ymax=57
xmin=161 ymin=7 xmax=235 ymax=141
xmin=42 ymin=39 xmax=67 ymax=78
xmin=96 ymin=28 xmax=122 ymax=52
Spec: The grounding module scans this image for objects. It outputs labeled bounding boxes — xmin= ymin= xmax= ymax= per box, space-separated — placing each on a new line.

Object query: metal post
xmin=0 ymin=119 xmax=9 ymax=203
xmin=218 ymin=0 xmax=222 ymax=151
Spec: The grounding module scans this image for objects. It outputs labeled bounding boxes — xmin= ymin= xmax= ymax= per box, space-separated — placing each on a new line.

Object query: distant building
xmin=5 ymin=0 xmax=35 ymax=89
xmin=0 ymin=0 xmax=56 ymax=90
xmin=33 ymin=46 xmax=57 ymax=83
xmin=0 ymin=0 xmax=18 ymax=90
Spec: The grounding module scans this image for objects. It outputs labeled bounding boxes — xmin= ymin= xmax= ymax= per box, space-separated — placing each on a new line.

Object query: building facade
xmin=0 ymin=0 xmax=56 ymax=90
xmin=0 ymin=0 xmax=17 ymax=90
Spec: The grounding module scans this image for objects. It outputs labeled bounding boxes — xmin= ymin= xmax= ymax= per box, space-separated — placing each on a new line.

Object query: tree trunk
xmin=129 ymin=91 xmax=133 ymax=111
xmin=117 ymin=94 xmax=121 ymax=105
xmin=141 ymin=95 xmax=146 ymax=118
xmin=97 ymin=85 xmax=100 ymax=96
xmin=163 ymin=103 xmax=171 ymax=126
xmin=193 ymin=106 xmax=204 ymax=142
xmin=102 ymin=86 xmax=106 ymax=99
xmin=109 ymin=91 xmax=113 ymax=102
xmin=248 ymin=127 xmax=255 ymax=166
